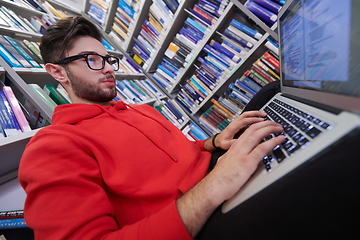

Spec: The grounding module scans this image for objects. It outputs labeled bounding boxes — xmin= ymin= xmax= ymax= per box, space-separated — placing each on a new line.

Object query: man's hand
xmin=207 ymin=111 xmax=268 ymax=151
xmin=177 ymin=120 xmax=284 ymax=237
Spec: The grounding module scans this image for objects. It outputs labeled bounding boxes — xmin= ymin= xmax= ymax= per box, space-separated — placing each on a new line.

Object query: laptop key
xmin=305 ymin=126 xmax=322 ymax=138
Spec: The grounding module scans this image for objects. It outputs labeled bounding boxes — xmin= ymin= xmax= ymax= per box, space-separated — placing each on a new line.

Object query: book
xmin=252 ymin=0 xmax=282 ymax=14
xmin=43 ymin=85 xmax=70 ymax=105
xmin=0 ymin=218 xmax=26 ymax=229
xmin=223 ymin=28 xmax=254 ymax=49
xmin=0 ymin=91 xmax=21 ymax=136
xmin=163 ymin=0 xmax=179 ymax=14
xmin=28 ymin=83 xmax=57 ymax=111
xmin=244 ymin=0 xmax=278 ymax=26
xmin=229 ymin=19 xmax=263 ymax=40
xmin=0 ymin=43 xmax=24 ymax=68
xmin=0 ymin=36 xmax=32 ymax=68
xmin=3 ymin=36 xmax=42 ymax=68
xmin=23 ymin=39 xmax=42 ymax=61
xmin=2 ymin=86 xmax=32 ymax=132
xmin=0 ymin=209 xmax=24 ymax=219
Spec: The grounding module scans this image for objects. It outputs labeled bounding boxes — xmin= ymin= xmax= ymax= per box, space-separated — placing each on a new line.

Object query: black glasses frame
xmin=55 ymin=53 xmax=120 ymax=71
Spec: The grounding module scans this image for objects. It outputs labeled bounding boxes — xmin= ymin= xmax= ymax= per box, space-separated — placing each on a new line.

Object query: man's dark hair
xmin=40 ymin=16 xmax=102 ymax=64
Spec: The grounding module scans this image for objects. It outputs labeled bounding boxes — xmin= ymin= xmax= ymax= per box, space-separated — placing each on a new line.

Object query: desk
xmin=197 ymin=130 xmax=360 ymax=240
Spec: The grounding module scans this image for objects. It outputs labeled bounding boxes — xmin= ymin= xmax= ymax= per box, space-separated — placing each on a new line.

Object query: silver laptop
xmin=222 ymin=0 xmax=360 ymax=213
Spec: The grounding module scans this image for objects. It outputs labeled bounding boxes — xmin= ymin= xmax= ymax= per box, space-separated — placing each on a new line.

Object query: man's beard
xmin=66 ymin=68 xmax=117 ymax=102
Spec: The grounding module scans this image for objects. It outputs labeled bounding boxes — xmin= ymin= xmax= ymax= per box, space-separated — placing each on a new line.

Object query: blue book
xmin=0 ymin=91 xmax=20 ymax=137
xmin=184 ymin=21 xmax=205 ymax=40
xmin=197 ymin=0 xmax=221 ymax=17
xmin=152 ymin=73 xmax=170 ymax=89
xmin=163 ymin=0 xmax=179 ymax=14
xmin=101 ymin=39 xmax=115 ymax=51
xmin=189 ymin=77 xmax=209 ymax=97
xmin=234 ymin=80 xmax=257 ymax=98
xmin=133 ymin=43 xmax=150 ymax=60
xmin=158 ymin=64 xmax=176 ymax=78
xmin=185 ymin=17 xmax=207 ymax=33
xmin=189 ymin=122 xmax=208 ymax=140
xmin=229 ymin=19 xmax=263 ymax=40
xmin=209 ymin=40 xmax=241 ymax=63
xmin=181 ymin=84 xmax=203 ymax=104
xmin=0 ymin=218 xmax=27 ymax=229
xmin=196 ymin=67 xmax=218 ymax=83
xmin=197 ymin=57 xmax=222 ymax=77
xmin=228 ymin=83 xmax=251 ymax=102
xmin=175 ymin=94 xmax=191 ymax=113
xmin=179 ymin=28 xmax=199 ymax=44
xmin=244 ymin=0 xmax=278 ymax=26
xmin=160 ymin=62 xmax=177 ymax=76
xmin=204 ymin=51 xmax=230 ymax=69
xmin=198 ymin=57 xmax=223 ymax=76
xmin=239 ymin=76 xmax=262 ymax=93
xmin=252 ymin=0 xmax=282 ymax=14
xmin=163 ymin=100 xmax=184 ymax=121
xmin=118 ymin=0 xmax=135 ymax=19
xmin=204 ymin=44 xmax=235 ymax=66
xmin=223 ymin=29 xmax=254 ymax=49
xmin=0 ymin=44 xmax=23 ymax=68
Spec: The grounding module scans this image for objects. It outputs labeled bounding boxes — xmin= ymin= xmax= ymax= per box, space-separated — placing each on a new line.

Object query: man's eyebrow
xmin=77 ymin=51 xmax=110 ymax=56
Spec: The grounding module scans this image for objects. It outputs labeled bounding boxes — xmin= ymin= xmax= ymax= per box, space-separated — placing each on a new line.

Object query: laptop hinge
xmin=281 ymin=93 xmax=343 ymax=115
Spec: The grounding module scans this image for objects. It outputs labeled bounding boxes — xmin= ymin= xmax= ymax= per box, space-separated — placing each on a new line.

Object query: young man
xmin=18 ymin=16 xmax=284 ymax=240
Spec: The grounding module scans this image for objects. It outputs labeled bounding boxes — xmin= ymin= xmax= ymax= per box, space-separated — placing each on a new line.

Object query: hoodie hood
xmin=51 ymin=101 xmax=178 ymax=161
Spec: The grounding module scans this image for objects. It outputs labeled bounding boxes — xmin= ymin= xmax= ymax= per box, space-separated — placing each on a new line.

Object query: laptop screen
xmin=279 ymin=0 xmax=360 ymax=113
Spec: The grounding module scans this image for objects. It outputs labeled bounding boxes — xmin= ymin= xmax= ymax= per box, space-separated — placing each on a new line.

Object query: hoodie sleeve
xmin=194 ymin=139 xmax=207 ymax=151
xmin=19 ymin=132 xmax=193 ymax=240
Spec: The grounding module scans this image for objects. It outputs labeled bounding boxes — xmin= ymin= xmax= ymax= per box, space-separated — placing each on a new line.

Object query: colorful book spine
xmin=244 ymin=0 xmax=278 ymax=26
xmin=0 ymin=91 xmax=20 ymax=136
xmin=3 ymin=86 xmax=31 ymax=132
xmin=0 ymin=218 xmax=26 ymax=229
xmin=28 ymin=83 xmax=57 ymax=111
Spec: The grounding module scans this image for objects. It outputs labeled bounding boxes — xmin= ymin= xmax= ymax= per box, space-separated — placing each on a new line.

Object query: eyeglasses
xmin=55 ymin=53 xmax=120 ymax=71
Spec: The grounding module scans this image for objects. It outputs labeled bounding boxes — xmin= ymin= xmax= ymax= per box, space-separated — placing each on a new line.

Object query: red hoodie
xmin=19 ymin=101 xmax=212 ymax=240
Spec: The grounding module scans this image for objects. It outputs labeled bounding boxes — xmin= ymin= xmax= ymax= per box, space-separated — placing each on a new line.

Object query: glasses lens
xmin=86 ymin=54 xmax=104 ymax=70
xmin=107 ymin=56 xmax=119 ymax=71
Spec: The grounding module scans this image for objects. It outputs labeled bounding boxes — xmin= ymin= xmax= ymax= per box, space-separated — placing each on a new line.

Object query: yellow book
xmin=43 ymin=1 xmax=64 ymax=18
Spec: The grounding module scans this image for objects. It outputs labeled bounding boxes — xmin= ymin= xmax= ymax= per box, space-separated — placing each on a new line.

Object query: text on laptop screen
xmin=280 ymin=0 xmax=360 ymax=99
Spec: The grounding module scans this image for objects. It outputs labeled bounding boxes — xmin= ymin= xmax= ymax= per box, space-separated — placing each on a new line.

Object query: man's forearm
xmin=176 ymin=173 xmax=222 ymax=238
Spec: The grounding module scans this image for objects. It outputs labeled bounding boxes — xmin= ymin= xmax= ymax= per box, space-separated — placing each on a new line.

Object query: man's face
xmin=64 ymin=36 xmax=117 ymax=103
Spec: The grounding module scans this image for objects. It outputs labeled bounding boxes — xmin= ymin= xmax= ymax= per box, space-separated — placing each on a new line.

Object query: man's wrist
xmin=211 ymin=133 xmax=221 ymax=149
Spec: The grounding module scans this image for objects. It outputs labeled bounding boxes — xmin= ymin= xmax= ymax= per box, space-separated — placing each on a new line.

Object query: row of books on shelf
xmin=154 ymin=98 xmax=189 ymax=129
xmin=87 ymin=0 xmax=112 ymax=26
xmin=0 ymin=31 xmax=140 ymax=73
xmin=9 ymin=0 xmax=72 ymax=19
xmin=0 ymin=35 xmax=43 ymax=69
xmin=182 ymin=121 xmax=208 ymax=141
xmin=171 ymin=18 xmax=265 ymax=113
xmin=151 ymin=0 xmax=231 ymax=91
xmin=0 ymin=4 xmax=56 ymax=35
xmin=198 ymin=49 xmax=280 ymax=134
xmin=129 ymin=0 xmax=181 ymax=69
xmin=0 ymin=85 xmax=32 ymax=138
xmin=108 ymin=0 xmax=141 ymax=45
xmin=0 ymin=209 xmax=26 ymax=229
xmin=244 ymin=0 xmax=285 ymax=27
xmin=113 ymin=78 xmax=164 ymax=104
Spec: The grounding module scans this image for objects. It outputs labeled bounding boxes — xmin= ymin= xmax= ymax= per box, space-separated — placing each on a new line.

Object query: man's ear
xmin=45 ymin=63 xmax=69 ymax=84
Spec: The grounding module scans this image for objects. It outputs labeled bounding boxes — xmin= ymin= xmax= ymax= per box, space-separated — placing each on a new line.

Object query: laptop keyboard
xmin=262 ymin=99 xmax=333 ymax=172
